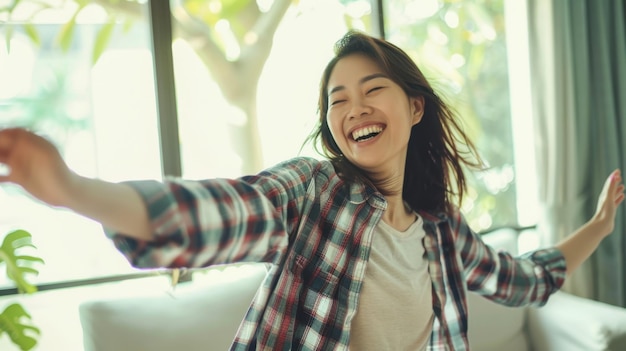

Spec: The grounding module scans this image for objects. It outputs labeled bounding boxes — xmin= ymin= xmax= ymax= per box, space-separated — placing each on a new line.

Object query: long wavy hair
xmin=305 ymin=30 xmax=484 ymax=214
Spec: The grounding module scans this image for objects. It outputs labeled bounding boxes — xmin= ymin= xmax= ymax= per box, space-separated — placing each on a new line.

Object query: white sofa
xmin=79 ymin=229 xmax=626 ymax=351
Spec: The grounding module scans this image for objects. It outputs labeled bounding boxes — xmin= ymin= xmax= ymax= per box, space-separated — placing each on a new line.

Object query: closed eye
xmin=367 ymin=86 xmax=384 ymax=94
xmin=330 ymin=99 xmax=346 ymax=106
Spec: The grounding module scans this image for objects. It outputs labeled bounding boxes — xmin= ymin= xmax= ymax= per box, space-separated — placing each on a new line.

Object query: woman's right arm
xmin=0 ymin=128 xmax=153 ymax=241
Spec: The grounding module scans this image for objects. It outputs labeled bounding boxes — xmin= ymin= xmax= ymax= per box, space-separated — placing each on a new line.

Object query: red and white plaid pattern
xmin=106 ymin=157 xmax=566 ymax=350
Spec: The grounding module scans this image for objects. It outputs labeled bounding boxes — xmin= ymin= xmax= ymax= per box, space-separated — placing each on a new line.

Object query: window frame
xmin=1 ymin=0 xmax=532 ymax=296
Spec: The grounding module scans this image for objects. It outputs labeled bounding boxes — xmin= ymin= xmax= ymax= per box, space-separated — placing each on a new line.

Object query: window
xmin=0 ymin=1 xmax=159 ymax=287
xmin=383 ymin=0 xmax=530 ymax=232
xmin=0 ymin=0 xmax=536 ymax=288
xmin=171 ymin=0 xmax=373 ymax=178
xmin=0 ymin=1 xmax=540 ymax=349
xmin=0 ymin=0 xmax=375 ymax=288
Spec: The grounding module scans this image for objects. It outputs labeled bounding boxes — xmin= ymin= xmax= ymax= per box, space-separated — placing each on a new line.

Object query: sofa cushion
xmin=467 ymin=228 xmax=528 ymax=351
xmin=467 ymin=291 xmax=529 ymax=351
xmin=79 ymin=263 xmax=268 ymax=351
xmin=527 ymin=291 xmax=626 ymax=351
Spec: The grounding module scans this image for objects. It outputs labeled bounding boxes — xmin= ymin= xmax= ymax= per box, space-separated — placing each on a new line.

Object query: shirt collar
xmin=419 ymin=210 xmax=448 ymax=225
xmin=347 ymin=180 xmax=386 ymax=209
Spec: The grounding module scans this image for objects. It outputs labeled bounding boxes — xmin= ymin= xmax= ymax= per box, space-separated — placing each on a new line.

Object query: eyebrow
xmin=328 ymin=73 xmax=389 ymax=96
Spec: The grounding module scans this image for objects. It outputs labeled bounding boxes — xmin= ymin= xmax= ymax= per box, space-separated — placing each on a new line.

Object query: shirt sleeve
xmin=103 ymin=157 xmax=322 ymax=269
xmin=454 ymin=212 xmax=567 ymax=307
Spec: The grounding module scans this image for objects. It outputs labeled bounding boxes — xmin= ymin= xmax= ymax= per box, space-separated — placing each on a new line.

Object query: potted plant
xmin=0 ymin=229 xmax=44 ymax=351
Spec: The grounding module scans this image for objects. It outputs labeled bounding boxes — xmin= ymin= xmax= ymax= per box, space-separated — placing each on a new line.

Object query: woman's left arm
xmin=555 ymin=169 xmax=625 ymax=275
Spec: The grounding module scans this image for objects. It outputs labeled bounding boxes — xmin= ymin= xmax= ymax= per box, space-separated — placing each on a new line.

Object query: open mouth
xmin=352 ymin=125 xmax=384 ymax=142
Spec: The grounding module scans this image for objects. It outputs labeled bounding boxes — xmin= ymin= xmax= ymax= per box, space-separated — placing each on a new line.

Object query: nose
xmin=348 ymin=99 xmax=372 ymax=120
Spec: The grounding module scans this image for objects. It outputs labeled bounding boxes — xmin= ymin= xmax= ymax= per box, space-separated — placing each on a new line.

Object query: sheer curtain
xmin=526 ymin=0 xmax=626 ymax=306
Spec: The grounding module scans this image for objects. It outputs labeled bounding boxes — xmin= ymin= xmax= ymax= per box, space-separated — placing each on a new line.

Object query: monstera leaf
xmin=0 ymin=303 xmax=40 ymax=351
xmin=0 ymin=230 xmax=44 ymax=350
xmin=0 ymin=230 xmax=44 ymax=294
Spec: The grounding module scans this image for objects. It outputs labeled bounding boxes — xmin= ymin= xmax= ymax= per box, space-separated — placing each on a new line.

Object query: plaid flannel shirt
xmin=106 ymin=157 xmax=567 ymax=351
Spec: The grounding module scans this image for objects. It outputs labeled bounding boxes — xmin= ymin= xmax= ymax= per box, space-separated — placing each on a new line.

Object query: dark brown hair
xmin=305 ymin=30 xmax=483 ymax=214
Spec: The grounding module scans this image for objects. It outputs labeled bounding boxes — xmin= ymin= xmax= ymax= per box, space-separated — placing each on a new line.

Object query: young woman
xmin=0 ymin=30 xmax=623 ymax=351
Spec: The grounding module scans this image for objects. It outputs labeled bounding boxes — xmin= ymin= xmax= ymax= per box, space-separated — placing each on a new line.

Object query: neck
xmin=382 ymin=193 xmax=415 ymax=232
xmin=366 ymin=165 xmax=415 ymax=231
xmin=367 ymin=166 xmax=405 ymax=197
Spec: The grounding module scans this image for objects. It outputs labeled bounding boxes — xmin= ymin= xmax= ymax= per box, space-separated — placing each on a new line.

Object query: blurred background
xmin=1 ymin=0 xmax=624 ymax=349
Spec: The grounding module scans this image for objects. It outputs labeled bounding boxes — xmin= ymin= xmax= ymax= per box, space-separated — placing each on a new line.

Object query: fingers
xmin=0 ymin=128 xmax=35 ymax=182
xmin=0 ymin=163 xmax=11 ymax=180
xmin=616 ymin=192 xmax=625 ymax=206
xmin=616 ymin=184 xmax=625 ymax=206
xmin=611 ymin=169 xmax=622 ymax=182
xmin=0 ymin=129 xmax=18 ymax=178
xmin=610 ymin=169 xmax=625 ymax=205
xmin=0 ymin=128 xmax=17 ymax=159
xmin=0 ymin=127 xmax=30 ymax=157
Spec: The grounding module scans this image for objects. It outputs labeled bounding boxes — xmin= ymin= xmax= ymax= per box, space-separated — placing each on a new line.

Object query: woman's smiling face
xmin=326 ymin=53 xmax=424 ymax=177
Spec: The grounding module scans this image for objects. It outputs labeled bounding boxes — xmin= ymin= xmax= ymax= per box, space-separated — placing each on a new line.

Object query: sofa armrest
xmin=527 ymin=291 xmax=626 ymax=351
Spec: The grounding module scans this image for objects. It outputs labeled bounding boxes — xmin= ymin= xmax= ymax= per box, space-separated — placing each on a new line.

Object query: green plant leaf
xmin=2 ymin=0 xmax=22 ymax=12
xmin=22 ymin=23 xmax=41 ymax=46
xmin=221 ymin=0 xmax=252 ymax=17
xmin=92 ymin=19 xmax=116 ymax=65
xmin=0 ymin=303 xmax=40 ymax=351
xmin=122 ymin=18 xmax=134 ymax=33
xmin=55 ymin=2 xmax=87 ymax=52
xmin=56 ymin=16 xmax=77 ymax=51
xmin=4 ymin=24 xmax=14 ymax=53
xmin=74 ymin=0 xmax=91 ymax=7
xmin=0 ymin=230 xmax=44 ymax=294
xmin=466 ymin=2 xmax=496 ymax=41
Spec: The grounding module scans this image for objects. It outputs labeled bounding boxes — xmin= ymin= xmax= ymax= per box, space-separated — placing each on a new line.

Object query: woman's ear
xmin=410 ymin=96 xmax=425 ymax=126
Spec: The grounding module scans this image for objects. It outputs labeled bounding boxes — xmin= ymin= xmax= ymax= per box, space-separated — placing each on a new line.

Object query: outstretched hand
xmin=553 ymin=169 xmax=625 ymax=275
xmin=1 ymin=128 xmax=153 ymax=240
xmin=594 ymin=169 xmax=625 ymax=237
xmin=0 ymin=128 xmax=75 ymax=207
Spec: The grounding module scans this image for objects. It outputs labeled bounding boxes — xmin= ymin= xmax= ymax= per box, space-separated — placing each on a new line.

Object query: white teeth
xmin=352 ymin=125 xmax=383 ymax=141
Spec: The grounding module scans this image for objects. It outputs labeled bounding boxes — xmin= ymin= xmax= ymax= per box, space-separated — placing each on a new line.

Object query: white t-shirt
xmin=349 ymin=214 xmax=433 ymax=351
